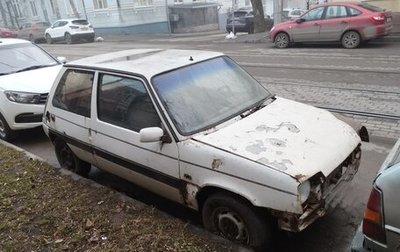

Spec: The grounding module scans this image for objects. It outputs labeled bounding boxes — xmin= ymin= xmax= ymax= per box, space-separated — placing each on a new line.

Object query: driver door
xmin=291 ymin=6 xmax=325 ymax=42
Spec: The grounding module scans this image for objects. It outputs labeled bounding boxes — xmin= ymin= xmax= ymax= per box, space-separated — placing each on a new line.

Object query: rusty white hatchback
xmin=43 ymin=49 xmax=365 ymax=250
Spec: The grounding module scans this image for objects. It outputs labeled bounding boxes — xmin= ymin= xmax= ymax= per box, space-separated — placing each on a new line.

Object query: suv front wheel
xmin=0 ymin=113 xmax=16 ymax=142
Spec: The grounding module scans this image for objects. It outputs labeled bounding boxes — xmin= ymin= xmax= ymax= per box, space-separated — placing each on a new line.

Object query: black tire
xmin=248 ymin=24 xmax=254 ymax=34
xmin=45 ymin=34 xmax=52 ymax=44
xmin=65 ymin=33 xmax=73 ymax=44
xmin=0 ymin=113 xmax=16 ymax=142
xmin=341 ymin=31 xmax=361 ymax=49
xmin=29 ymin=34 xmax=35 ymax=43
xmin=274 ymin=32 xmax=290 ymax=48
xmin=202 ymin=192 xmax=271 ymax=251
xmin=54 ymin=138 xmax=91 ymax=177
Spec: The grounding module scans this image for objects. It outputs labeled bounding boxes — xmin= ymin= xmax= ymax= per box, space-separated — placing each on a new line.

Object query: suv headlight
xmin=298 ymin=181 xmax=311 ymax=204
xmin=5 ymin=91 xmax=41 ymax=104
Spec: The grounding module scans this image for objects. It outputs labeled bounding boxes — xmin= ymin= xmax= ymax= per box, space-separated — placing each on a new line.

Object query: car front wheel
xmin=274 ymin=32 xmax=290 ymax=48
xmin=54 ymin=138 xmax=91 ymax=177
xmin=45 ymin=34 xmax=52 ymax=44
xmin=341 ymin=31 xmax=361 ymax=49
xmin=0 ymin=113 xmax=16 ymax=142
xmin=202 ymin=192 xmax=271 ymax=251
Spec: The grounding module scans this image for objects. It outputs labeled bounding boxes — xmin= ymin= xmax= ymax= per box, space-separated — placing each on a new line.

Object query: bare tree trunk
xmin=40 ymin=0 xmax=50 ymax=22
xmin=116 ymin=0 xmax=124 ymax=22
xmin=250 ymin=0 xmax=267 ymax=33
xmin=0 ymin=1 xmax=9 ymax=26
xmin=68 ymin=0 xmax=80 ymax=18
xmin=52 ymin=0 xmax=61 ymax=19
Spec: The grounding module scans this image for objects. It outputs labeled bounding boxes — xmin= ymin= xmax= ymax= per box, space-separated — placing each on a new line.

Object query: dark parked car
xmin=226 ymin=8 xmax=255 ymax=34
xmin=268 ymin=2 xmax=393 ymax=48
xmin=351 ymin=138 xmax=400 ymax=252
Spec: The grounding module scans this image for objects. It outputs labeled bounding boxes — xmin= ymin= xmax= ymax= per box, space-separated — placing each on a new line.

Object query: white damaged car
xmin=43 ymin=49 xmax=367 ymax=251
xmin=0 ymin=38 xmax=63 ymax=141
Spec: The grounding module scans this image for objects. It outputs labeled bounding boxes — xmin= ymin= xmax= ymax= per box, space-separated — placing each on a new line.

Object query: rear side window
xmin=357 ymin=3 xmax=384 ymax=12
xmin=52 ymin=69 xmax=94 ymax=117
xmin=325 ymin=5 xmax=347 ymax=19
xmin=348 ymin=7 xmax=362 ymax=17
xmin=97 ymin=74 xmax=161 ymax=132
xmin=72 ymin=20 xmax=89 ymax=25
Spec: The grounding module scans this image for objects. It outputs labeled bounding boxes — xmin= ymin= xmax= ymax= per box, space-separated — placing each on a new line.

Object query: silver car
xmin=351 ymin=138 xmax=400 ymax=252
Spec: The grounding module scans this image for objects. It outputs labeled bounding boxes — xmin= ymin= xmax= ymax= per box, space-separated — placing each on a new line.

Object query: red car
xmin=268 ymin=2 xmax=393 ymax=49
xmin=0 ymin=27 xmax=18 ymax=38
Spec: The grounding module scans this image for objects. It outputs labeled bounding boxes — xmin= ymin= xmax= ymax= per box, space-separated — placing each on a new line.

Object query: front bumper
xmin=0 ymin=96 xmax=45 ymax=130
xmin=276 ymin=146 xmax=361 ymax=232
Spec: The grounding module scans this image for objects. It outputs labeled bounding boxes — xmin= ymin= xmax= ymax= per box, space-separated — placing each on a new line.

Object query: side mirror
xmin=140 ymin=127 xmax=164 ymax=143
xmin=57 ymin=56 xmax=67 ymax=63
xmin=296 ymin=18 xmax=305 ymax=23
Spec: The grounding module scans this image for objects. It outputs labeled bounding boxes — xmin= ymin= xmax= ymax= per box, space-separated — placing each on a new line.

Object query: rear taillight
xmin=69 ymin=25 xmax=79 ymax=29
xmin=370 ymin=14 xmax=385 ymax=24
xmin=362 ymin=186 xmax=386 ymax=244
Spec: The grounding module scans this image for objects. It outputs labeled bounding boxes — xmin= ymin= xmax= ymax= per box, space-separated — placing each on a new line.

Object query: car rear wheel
xmin=0 ymin=113 xmax=16 ymax=142
xmin=274 ymin=32 xmax=290 ymax=48
xmin=45 ymin=34 xmax=52 ymax=44
xmin=202 ymin=192 xmax=271 ymax=251
xmin=54 ymin=138 xmax=91 ymax=177
xmin=341 ymin=31 xmax=361 ymax=49
xmin=65 ymin=33 xmax=73 ymax=44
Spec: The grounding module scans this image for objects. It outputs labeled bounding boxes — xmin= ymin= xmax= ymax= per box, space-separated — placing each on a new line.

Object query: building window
xmin=136 ymin=0 xmax=153 ymax=7
xmin=174 ymin=0 xmax=183 ymax=4
xmin=30 ymin=0 xmax=38 ymax=16
xmin=93 ymin=0 xmax=108 ymax=9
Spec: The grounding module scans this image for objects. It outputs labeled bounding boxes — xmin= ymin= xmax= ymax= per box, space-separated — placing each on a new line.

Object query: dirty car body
xmin=43 ymin=49 xmax=363 ymax=249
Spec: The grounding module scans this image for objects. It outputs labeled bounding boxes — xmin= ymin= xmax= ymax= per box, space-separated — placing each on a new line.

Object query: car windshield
xmin=0 ymin=43 xmax=59 ymax=76
xmin=152 ymin=56 xmax=271 ymax=135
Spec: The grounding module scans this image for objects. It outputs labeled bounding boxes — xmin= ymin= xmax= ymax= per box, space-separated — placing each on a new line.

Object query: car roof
xmin=315 ymin=2 xmax=357 ymax=7
xmin=0 ymin=38 xmax=31 ymax=46
xmin=66 ymin=49 xmax=224 ymax=78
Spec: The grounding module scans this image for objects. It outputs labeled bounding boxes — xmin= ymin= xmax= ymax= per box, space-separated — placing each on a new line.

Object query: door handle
xmin=313 ymin=23 xmax=320 ymax=26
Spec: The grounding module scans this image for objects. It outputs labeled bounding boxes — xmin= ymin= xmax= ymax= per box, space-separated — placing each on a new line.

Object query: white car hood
xmin=0 ymin=65 xmax=62 ymax=93
xmin=193 ymin=97 xmax=361 ymax=179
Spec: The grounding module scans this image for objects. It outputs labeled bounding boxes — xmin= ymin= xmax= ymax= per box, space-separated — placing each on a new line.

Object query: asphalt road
xmin=13 ymin=33 xmax=400 ymax=251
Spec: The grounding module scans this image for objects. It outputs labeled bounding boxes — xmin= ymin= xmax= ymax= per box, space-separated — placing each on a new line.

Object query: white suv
xmin=44 ymin=49 xmax=366 ymax=251
xmin=45 ymin=19 xmax=94 ymax=44
xmin=0 ymin=38 xmax=63 ymax=141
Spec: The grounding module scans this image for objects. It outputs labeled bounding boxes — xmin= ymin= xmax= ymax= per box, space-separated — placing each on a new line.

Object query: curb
xmin=0 ymin=139 xmax=252 ymax=252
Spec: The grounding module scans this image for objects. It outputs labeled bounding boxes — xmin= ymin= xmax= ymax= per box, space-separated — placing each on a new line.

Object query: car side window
xmin=302 ymin=7 xmax=324 ymax=21
xmin=52 ymin=69 xmax=94 ymax=117
xmin=325 ymin=6 xmax=347 ymax=19
xmin=348 ymin=7 xmax=361 ymax=17
xmin=97 ymin=74 xmax=161 ymax=132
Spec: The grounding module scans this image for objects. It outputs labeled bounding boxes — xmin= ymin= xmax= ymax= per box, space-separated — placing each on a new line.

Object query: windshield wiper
xmin=16 ymin=64 xmax=53 ymax=73
xmin=240 ymin=94 xmax=276 ymax=118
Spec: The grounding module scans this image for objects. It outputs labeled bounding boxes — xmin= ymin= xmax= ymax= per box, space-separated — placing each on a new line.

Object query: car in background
xmin=283 ymin=8 xmax=305 ymax=20
xmin=268 ymin=2 xmax=393 ymax=49
xmin=44 ymin=48 xmax=366 ymax=251
xmin=0 ymin=27 xmax=18 ymax=38
xmin=0 ymin=38 xmax=64 ymax=141
xmin=351 ymin=138 xmax=400 ymax=252
xmin=226 ymin=7 xmax=255 ymax=34
xmin=18 ymin=21 xmax=50 ymax=43
xmin=45 ymin=19 xmax=95 ymax=44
